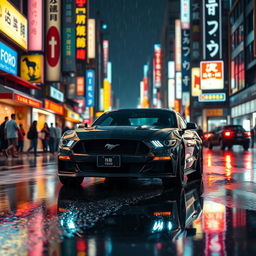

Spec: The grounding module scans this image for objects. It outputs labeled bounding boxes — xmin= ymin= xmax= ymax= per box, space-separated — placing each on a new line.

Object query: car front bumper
xmin=58 ymin=152 xmax=178 ymax=178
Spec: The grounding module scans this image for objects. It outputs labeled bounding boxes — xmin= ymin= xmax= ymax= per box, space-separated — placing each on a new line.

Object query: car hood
xmin=75 ymin=126 xmax=177 ymax=141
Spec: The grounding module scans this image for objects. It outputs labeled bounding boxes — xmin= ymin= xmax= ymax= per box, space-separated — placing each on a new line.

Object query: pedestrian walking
xmin=17 ymin=124 xmax=25 ymax=152
xmin=4 ymin=114 xmax=19 ymax=158
xmin=41 ymin=123 xmax=50 ymax=152
xmin=55 ymin=122 xmax=62 ymax=152
xmin=49 ymin=123 xmax=57 ymax=153
xmin=0 ymin=116 xmax=8 ymax=155
xmin=27 ymin=121 xmax=38 ymax=156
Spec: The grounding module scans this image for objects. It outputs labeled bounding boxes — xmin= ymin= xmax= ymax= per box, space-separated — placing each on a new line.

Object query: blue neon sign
xmin=0 ymin=42 xmax=17 ymax=75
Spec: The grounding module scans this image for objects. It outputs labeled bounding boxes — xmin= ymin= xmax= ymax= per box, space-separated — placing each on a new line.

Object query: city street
xmin=0 ymin=147 xmax=256 ymax=255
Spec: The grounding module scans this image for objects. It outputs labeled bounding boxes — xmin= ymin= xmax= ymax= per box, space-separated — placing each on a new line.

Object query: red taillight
xmin=224 ymin=131 xmax=232 ymax=137
xmin=245 ymin=131 xmax=251 ymax=137
xmin=204 ymin=133 xmax=213 ymax=139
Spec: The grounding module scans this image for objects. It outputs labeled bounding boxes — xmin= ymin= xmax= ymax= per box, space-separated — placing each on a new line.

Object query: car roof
xmin=105 ymin=108 xmax=177 ymax=115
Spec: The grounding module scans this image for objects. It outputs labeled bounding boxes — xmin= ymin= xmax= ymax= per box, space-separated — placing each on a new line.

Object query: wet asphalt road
xmin=0 ymin=147 xmax=256 ymax=256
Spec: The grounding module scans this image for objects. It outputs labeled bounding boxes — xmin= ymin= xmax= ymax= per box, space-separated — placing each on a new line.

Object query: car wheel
xmin=162 ymin=145 xmax=185 ymax=188
xmin=243 ymin=144 xmax=249 ymax=151
xmin=220 ymin=140 xmax=226 ymax=150
xmin=59 ymin=176 xmax=84 ymax=186
xmin=189 ymin=150 xmax=203 ymax=180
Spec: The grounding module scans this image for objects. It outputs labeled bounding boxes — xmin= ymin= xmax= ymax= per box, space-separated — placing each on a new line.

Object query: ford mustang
xmin=58 ymin=109 xmax=203 ymax=187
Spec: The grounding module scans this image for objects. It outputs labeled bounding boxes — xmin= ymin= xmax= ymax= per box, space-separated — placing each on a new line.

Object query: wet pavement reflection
xmin=1 ymin=147 xmax=256 ymax=255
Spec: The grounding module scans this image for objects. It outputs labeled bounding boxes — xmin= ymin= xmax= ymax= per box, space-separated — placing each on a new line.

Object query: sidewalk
xmin=0 ymin=152 xmax=57 ymax=171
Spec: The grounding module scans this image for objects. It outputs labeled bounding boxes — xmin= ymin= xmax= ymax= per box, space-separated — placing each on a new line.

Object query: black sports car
xmin=58 ymin=109 xmax=203 ymax=187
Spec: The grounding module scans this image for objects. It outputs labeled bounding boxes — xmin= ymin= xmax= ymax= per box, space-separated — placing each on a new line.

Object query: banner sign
xmin=88 ymin=19 xmax=96 ymax=59
xmin=181 ymin=0 xmax=190 ymax=29
xmin=20 ymin=55 xmax=44 ymax=83
xmin=200 ymin=60 xmax=224 ymax=90
xmin=86 ymin=70 xmax=95 ymax=107
xmin=203 ymin=0 xmax=222 ymax=59
xmin=0 ymin=41 xmax=17 ymax=75
xmin=103 ymin=40 xmax=109 ymax=78
xmin=75 ymin=0 xmax=88 ymax=60
xmin=154 ymin=44 xmax=161 ymax=88
xmin=191 ymin=67 xmax=201 ymax=96
xmin=168 ymin=79 xmax=175 ymax=108
xmin=0 ymin=0 xmax=28 ymax=50
xmin=190 ymin=0 xmax=201 ymax=62
xmin=103 ymin=80 xmax=111 ymax=111
xmin=14 ymin=93 xmax=42 ymax=108
xmin=175 ymin=20 xmax=181 ymax=72
xmin=65 ymin=76 xmax=76 ymax=100
xmin=46 ymin=0 xmax=61 ymax=81
xmin=74 ymin=98 xmax=85 ymax=114
xmin=76 ymin=76 xmax=85 ymax=96
xmin=44 ymin=99 xmax=64 ymax=115
xmin=28 ymin=0 xmax=43 ymax=51
xmin=176 ymin=72 xmax=182 ymax=99
xmin=62 ymin=0 xmax=76 ymax=72
xmin=181 ymin=29 xmax=191 ymax=92
xmin=198 ymin=93 xmax=226 ymax=102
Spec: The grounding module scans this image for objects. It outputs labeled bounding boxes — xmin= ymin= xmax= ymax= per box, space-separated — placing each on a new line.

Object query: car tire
xmin=220 ymin=140 xmax=226 ymax=150
xmin=243 ymin=144 xmax=249 ymax=151
xmin=59 ymin=176 xmax=84 ymax=186
xmin=189 ymin=150 xmax=203 ymax=180
xmin=162 ymin=145 xmax=185 ymax=188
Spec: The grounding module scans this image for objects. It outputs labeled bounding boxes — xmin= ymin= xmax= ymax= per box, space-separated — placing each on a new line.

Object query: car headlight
xmin=59 ymin=131 xmax=77 ymax=148
xmin=151 ymin=139 xmax=177 ymax=148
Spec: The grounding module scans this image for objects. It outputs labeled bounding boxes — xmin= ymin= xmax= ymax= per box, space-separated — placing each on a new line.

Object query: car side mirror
xmin=186 ymin=122 xmax=197 ymax=130
xmin=77 ymin=123 xmax=88 ymax=128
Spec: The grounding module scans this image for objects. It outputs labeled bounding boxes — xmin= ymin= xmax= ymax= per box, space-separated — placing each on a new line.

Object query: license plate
xmin=237 ymin=132 xmax=242 ymax=137
xmin=97 ymin=155 xmax=121 ymax=168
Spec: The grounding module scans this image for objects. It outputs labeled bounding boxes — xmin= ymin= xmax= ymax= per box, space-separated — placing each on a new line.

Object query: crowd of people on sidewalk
xmin=0 ymin=114 xmax=69 ymax=158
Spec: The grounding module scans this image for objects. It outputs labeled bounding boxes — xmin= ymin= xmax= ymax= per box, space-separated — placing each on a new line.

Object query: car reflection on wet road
xmin=1 ymin=148 xmax=256 ymax=256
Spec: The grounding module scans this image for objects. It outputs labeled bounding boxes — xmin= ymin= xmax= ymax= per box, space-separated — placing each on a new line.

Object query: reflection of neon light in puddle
xmin=225 ymin=154 xmax=232 ymax=181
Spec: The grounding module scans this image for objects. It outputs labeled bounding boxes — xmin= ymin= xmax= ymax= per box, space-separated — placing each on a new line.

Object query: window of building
xmin=231 ymin=52 xmax=245 ymax=94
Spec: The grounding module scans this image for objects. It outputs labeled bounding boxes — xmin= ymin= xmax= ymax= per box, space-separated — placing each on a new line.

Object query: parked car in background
xmin=204 ymin=125 xmax=251 ymax=150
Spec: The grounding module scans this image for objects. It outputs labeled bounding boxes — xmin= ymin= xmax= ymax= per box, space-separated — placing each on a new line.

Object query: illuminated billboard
xmin=103 ymin=40 xmax=109 ymax=78
xmin=191 ymin=67 xmax=201 ymax=97
xmin=86 ymin=70 xmax=95 ymax=107
xmin=88 ymin=19 xmax=96 ymax=59
xmin=176 ymin=72 xmax=182 ymax=99
xmin=181 ymin=0 xmax=190 ymax=29
xmin=46 ymin=0 xmax=61 ymax=81
xmin=0 ymin=0 xmax=28 ymax=50
xmin=20 ymin=55 xmax=44 ymax=84
xmin=154 ymin=44 xmax=161 ymax=88
xmin=200 ymin=61 xmax=224 ymax=90
xmin=0 ymin=41 xmax=17 ymax=75
xmin=168 ymin=79 xmax=175 ymax=108
xmin=75 ymin=0 xmax=88 ymax=60
xmin=175 ymin=20 xmax=181 ymax=72
xmin=76 ymin=76 xmax=85 ymax=96
xmin=198 ymin=93 xmax=226 ymax=102
xmin=28 ymin=0 xmax=42 ymax=51
xmin=103 ymin=80 xmax=111 ymax=111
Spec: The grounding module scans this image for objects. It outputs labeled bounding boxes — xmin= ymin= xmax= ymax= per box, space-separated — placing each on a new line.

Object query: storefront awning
xmin=0 ymin=86 xmax=42 ymax=108
xmin=0 ymin=72 xmax=41 ymax=90
xmin=64 ymin=105 xmax=81 ymax=122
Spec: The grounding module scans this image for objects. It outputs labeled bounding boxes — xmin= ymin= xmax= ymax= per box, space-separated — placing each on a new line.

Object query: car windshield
xmin=224 ymin=125 xmax=245 ymax=131
xmin=93 ymin=110 xmax=178 ymax=128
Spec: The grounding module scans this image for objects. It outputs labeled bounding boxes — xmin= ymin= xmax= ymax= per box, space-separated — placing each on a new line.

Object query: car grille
xmin=73 ymin=139 xmax=150 ymax=155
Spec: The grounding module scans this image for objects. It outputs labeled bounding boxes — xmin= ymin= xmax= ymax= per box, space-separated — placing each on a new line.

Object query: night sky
xmin=90 ymin=0 xmax=167 ymax=108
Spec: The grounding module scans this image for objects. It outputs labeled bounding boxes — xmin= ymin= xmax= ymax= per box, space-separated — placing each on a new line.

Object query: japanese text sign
xmin=191 ymin=67 xmax=201 ymax=97
xmin=46 ymin=0 xmax=61 ymax=81
xmin=203 ymin=0 xmax=222 ymax=59
xmin=103 ymin=40 xmax=109 ymax=78
xmin=181 ymin=29 xmax=191 ymax=92
xmin=28 ymin=0 xmax=43 ymax=51
xmin=86 ymin=70 xmax=95 ymax=107
xmin=62 ymin=0 xmax=76 ymax=72
xmin=88 ymin=19 xmax=96 ymax=59
xmin=76 ymin=76 xmax=84 ymax=96
xmin=154 ymin=44 xmax=161 ymax=88
xmin=175 ymin=20 xmax=181 ymax=72
xmin=0 ymin=0 xmax=28 ymax=50
xmin=198 ymin=93 xmax=226 ymax=102
xmin=181 ymin=0 xmax=190 ymax=29
xmin=75 ymin=0 xmax=87 ymax=60
xmin=200 ymin=61 xmax=224 ymax=90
